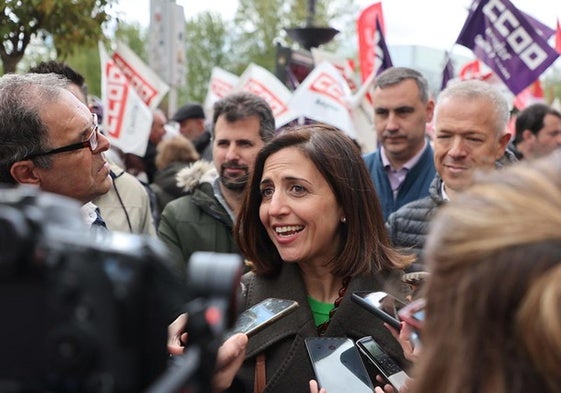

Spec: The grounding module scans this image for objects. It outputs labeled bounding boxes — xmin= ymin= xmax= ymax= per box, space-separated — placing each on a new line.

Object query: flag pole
xmin=348 ymin=68 xmax=376 ymax=108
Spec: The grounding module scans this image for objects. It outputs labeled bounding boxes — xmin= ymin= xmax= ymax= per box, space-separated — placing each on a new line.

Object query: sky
xmin=113 ymin=0 xmax=560 ymax=53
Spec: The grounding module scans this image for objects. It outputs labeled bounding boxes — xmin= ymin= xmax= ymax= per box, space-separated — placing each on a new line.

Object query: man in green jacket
xmin=157 ymin=92 xmax=276 ymax=281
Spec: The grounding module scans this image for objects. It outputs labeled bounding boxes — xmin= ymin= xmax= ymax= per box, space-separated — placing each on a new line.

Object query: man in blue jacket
xmin=363 ymin=67 xmax=436 ymax=221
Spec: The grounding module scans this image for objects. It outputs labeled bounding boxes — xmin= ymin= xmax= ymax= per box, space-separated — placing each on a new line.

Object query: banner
xmin=204 ymin=67 xmax=239 ymax=114
xmin=286 ymin=61 xmax=356 ymax=140
xmin=556 ymin=18 xmax=561 ymax=53
xmin=513 ymin=79 xmax=544 ymax=111
xmin=113 ymin=41 xmax=169 ymax=110
xmin=456 ymin=0 xmax=559 ymax=95
xmin=373 ymin=16 xmax=393 ymax=76
xmin=236 ymin=63 xmax=296 ymax=128
xmin=440 ymin=55 xmax=455 ymax=90
xmin=310 ymin=48 xmax=377 ymax=152
xmin=99 ymin=43 xmax=153 ymax=156
xmin=357 ymin=2 xmax=385 ymax=82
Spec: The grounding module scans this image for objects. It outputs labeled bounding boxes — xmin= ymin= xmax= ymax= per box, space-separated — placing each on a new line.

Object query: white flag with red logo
xmin=204 ymin=67 xmax=239 ymax=114
xmin=113 ymin=41 xmax=169 ymax=110
xmin=287 ymin=61 xmax=356 ymax=139
xmin=310 ymin=48 xmax=376 ymax=152
xmin=99 ymin=42 xmax=153 ymax=156
xmin=236 ymin=63 xmax=296 ymax=129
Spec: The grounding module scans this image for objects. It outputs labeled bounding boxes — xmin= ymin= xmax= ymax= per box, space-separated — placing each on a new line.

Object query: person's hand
xmin=211 ymin=333 xmax=248 ymax=393
xmin=309 ymin=379 xmax=327 ymax=393
xmin=167 ymin=313 xmax=189 ymax=355
xmin=375 ymin=374 xmax=413 ymax=393
xmin=384 ymin=321 xmax=422 ymax=363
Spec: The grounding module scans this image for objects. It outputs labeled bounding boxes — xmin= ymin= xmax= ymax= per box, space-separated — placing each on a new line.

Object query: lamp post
xmin=284 ymin=0 xmax=339 ymax=51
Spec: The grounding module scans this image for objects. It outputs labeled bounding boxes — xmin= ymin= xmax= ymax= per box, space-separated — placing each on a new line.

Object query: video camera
xmin=0 ymin=186 xmax=244 ymax=393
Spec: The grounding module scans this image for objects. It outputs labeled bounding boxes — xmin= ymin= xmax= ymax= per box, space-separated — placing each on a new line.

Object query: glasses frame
xmin=24 ymin=113 xmax=100 ymax=160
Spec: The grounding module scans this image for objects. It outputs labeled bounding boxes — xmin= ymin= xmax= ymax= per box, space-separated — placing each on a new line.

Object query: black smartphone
xmin=356 ymin=336 xmax=409 ymax=392
xmin=305 ymin=337 xmax=375 ymax=393
xmin=351 ymin=291 xmax=408 ymax=330
xmin=229 ymin=298 xmax=298 ymax=337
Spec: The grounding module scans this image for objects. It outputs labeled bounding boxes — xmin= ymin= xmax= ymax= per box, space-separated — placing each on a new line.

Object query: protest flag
xmin=373 ymin=16 xmax=393 ymax=76
xmin=204 ymin=67 xmax=239 ymax=114
xmin=357 ymin=2 xmax=384 ymax=82
xmin=556 ymin=18 xmax=561 ymax=53
xmin=236 ymin=63 xmax=296 ymax=129
xmin=99 ymin=42 xmax=152 ymax=156
xmin=286 ymin=61 xmax=356 ymax=139
xmin=468 ymin=0 xmax=555 ymax=40
xmin=112 ymin=41 xmax=169 ymax=110
xmin=513 ymin=79 xmax=545 ymax=111
xmin=456 ymin=0 xmax=559 ymax=95
xmin=440 ymin=54 xmax=455 ymax=91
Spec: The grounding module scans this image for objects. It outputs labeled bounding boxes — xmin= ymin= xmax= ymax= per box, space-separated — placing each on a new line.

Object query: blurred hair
xmin=28 ymin=60 xmax=88 ymax=102
xmin=155 ymin=136 xmax=199 ymax=170
xmin=412 ymin=150 xmax=561 ymax=393
xmin=211 ymin=92 xmax=275 ymax=142
xmin=0 ymin=73 xmax=68 ymax=184
xmin=374 ymin=66 xmax=430 ymax=103
xmin=234 ymin=123 xmax=413 ymax=277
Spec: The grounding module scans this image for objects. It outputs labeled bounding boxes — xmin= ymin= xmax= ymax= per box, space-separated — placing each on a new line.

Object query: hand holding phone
xmin=228 ymin=298 xmax=298 ymax=337
xmin=356 ymin=336 xmax=409 ymax=392
xmin=351 ymin=291 xmax=408 ymax=330
xmin=305 ymin=337 xmax=374 ymax=393
xmin=397 ymin=297 xmax=425 ymax=332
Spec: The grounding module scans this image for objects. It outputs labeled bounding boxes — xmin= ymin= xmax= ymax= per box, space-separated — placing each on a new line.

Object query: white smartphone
xmin=305 ymin=337 xmax=375 ymax=393
xmin=356 ymin=336 xmax=409 ymax=392
xmin=229 ymin=298 xmax=298 ymax=337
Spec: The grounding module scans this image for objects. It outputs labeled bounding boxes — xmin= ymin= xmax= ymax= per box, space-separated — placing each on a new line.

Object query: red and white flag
xmin=556 ymin=18 xmax=561 ymax=54
xmin=236 ymin=63 xmax=295 ymax=128
xmin=310 ymin=48 xmax=377 ymax=152
xmin=204 ymin=67 xmax=239 ymax=114
xmin=513 ymin=79 xmax=545 ymax=111
xmin=99 ymin=42 xmax=152 ymax=156
xmin=357 ymin=2 xmax=385 ymax=82
xmin=287 ymin=61 xmax=356 ymax=139
xmin=112 ymin=41 xmax=169 ymax=110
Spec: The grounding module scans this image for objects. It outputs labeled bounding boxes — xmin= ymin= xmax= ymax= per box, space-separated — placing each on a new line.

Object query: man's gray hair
xmin=436 ymin=79 xmax=510 ymax=137
xmin=0 ymin=73 xmax=69 ymax=184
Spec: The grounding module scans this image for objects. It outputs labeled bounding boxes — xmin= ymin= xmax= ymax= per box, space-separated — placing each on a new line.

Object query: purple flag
xmin=469 ymin=0 xmax=556 ymax=40
xmin=440 ymin=55 xmax=455 ymax=91
xmin=457 ymin=0 xmax=559 ymax=95
xmin=374 ymin=16 xmax=393 ymax=76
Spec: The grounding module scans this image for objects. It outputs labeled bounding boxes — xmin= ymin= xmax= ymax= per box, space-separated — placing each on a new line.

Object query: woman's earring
xmin=341 ymin=217 xmax=347 ymax=223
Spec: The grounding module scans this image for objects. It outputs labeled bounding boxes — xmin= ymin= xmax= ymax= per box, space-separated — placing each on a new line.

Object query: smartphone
xmin=397 ymin=297 xmax=425 ymax=331
xmin=305 ymin=337 xmax=375 ymax=393
xmin=356 ymin=336 xmax=409 ymax=392
xmin=229 ymin=298 xmax=298 ymax=337
xmin=351 ymin=291 xmax=408 ymax=330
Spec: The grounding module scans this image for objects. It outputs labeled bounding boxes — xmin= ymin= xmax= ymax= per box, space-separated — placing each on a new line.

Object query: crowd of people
xmin=1 ymin=60 xmax=561 ymax=393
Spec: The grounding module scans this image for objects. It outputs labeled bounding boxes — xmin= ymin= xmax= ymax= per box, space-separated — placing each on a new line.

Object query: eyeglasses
xmin=24 ymin=114 xmax=100 ymax=160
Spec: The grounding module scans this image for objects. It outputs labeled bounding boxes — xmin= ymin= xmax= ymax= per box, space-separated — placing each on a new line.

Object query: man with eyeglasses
xmin=0 ymin=73 xmax=112 ymax=229
xmin=28 ymin=60 xmax=158 ymax=235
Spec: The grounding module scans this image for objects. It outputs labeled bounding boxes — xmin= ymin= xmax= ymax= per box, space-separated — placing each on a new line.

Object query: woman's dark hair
xmin=234 ymin=123 xmax=412 ymax=277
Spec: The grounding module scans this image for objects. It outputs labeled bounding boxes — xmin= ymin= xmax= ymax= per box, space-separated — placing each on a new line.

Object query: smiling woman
xmin=231 ymin=123 xmax=414 ymax=393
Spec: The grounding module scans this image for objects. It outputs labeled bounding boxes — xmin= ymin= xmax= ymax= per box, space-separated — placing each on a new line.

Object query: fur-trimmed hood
xmin=175 ymin=160 xmax=218 ymax=193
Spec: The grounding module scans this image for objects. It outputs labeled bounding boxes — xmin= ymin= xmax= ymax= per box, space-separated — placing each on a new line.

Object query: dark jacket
xmin=234 ymin=263 xmax=409 ymax=393
xmin=385 ymin=148 xmax=519 ymax=269
xmin=157 ymin=161 xmax=240 ymax=281
xmin=150 ymin=162 xmax=189 ymax=215
xmin=386 ymin=175 xmax=445 ymax=268
xmin=363 ymin=143 xmax=436 ymax=221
